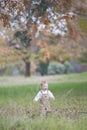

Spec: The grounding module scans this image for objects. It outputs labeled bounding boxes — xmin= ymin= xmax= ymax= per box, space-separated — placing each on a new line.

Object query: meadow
xmin=0 ymin=72 xmax=87 ymax=130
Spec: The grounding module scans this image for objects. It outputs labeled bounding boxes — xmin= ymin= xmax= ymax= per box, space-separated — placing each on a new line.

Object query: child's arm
xmin=48 ymin=90 xmax=55 ymax=100
xmin=33 ymin=91 xmax=42 ymax=103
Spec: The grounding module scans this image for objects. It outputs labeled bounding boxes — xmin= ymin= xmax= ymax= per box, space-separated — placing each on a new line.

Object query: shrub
xmin=64 ymin=61 xmax=74 ymax=74
xmin=48 ymin=61 xmax=74 ymax=75
xmin=48 ymin=62 xmax=65 ymax=75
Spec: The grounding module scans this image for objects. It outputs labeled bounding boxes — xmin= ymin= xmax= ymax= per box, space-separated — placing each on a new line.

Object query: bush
xmin=48 ymin=61 xmax=74 ymax=75
xmin=48 ymin=62 xmax=65 ymax=75
xmin=64 ymin=61 xmax=74 ymax=74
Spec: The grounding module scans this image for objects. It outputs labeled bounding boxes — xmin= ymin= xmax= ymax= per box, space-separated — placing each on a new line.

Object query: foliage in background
xmin=48 ymin=61 xmax=74 ymax=75
xmin=79 ymin=19 xmax=87 ymax=33
xmin=64 ymin=61 xmax=74 ymax=74
xmin=0 ymin=0 xmax=87 ymax=76
xmin=78 ymin=52 xmax=87 ymax=63
xmin=48 ymin=62 xmax=65 ymax=75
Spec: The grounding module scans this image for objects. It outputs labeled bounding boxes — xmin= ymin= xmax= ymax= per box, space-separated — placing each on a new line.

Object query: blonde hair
xmin=41 ymin=81 xmax=47 ymax=86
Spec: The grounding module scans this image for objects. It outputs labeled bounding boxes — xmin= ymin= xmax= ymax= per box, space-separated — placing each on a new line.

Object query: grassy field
xmin=0 ymin=73 xmax=87 ymax=130
xmin=0 ymin=72 xmax=87 ymax=87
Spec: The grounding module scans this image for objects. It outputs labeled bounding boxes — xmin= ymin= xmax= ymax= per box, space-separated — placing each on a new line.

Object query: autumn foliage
xmin=0 ymin=0 xmax=86 ymax=75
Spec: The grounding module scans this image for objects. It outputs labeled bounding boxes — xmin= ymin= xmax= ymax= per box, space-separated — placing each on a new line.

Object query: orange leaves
xmin=0 ymin=45 xmax=14 ymax=56
xmin=23 ymin=0 xmax=31 ymax=8
xmin=48 ymin=36 xmax=85 ymax=62
xmin=32 ymin=24 xmax=37 ymax=36
xmin=0 ymin=0 xmax=85 ymax=66
xmin=27 ymin=21 xmax=32 ymax=28
xmin=0 ymin=0 xmax=25 ymax=27
xmin=40 ymin=29 xmax=49 ymax=37
xmin=40 ymin=17 xmax=45 ymax=24
xmin=36 ymin=40 xmax=42 ymax=47
xmin=63 ymin=13 xmax=82 ymax=40
xmin=45 ymin=51 xmax=50 ymax=59
xmin=39 ymin=48 xmax=50 ymax=63
xmin=40 ymin=13 xmax=49 ymax=25
xmin=27 ymin=22 xmax=37 ymax=37
xmin=36 ymin=39 xmax=51 ymax=62
xmin=44 ymin=13 xmax=49 ymax=24
xmin=0 ymin=39 xmax=6 ymax=44
xmin=0 ymin=14 xmax=10 ymax=27
xmin=0 ymin=41 xmax=20 ymax=67
xmin=6 ymin=0 xmax=17 ymax=8
xmin=23 ymin=0 xmax=29 ymax=6
xmin=36 ymin=40 xmax=49 ymax=49
xmin=57 ymin=1 xmax=63 ymax=7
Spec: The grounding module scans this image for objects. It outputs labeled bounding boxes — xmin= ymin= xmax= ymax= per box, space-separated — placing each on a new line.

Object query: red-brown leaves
xmin=23 ymin=0 xmax=31 ymax=9
xmin=0 ymin=14 xmax=10 ymax=27
xmin=32 ymin=24 xmax=37 ymax=36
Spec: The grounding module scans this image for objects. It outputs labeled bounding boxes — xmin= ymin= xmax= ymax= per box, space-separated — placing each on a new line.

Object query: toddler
xmin=33 ymin=81 xmax=55 ymax=118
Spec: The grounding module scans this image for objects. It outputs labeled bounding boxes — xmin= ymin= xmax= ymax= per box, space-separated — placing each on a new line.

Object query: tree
xmin=0 ymin=23 xmax=20 ymax=70
xmin=0 ymin=0 xmax=86 ymax=76
xmin=14 ymin=30 xmax=32 ymax=76
xmin=0 ymin=0 xmax=82 ymax=39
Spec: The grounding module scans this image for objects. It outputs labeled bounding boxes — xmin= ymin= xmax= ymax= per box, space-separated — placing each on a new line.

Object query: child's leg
xmin=40 ymin=104 xmax=46 ymax=118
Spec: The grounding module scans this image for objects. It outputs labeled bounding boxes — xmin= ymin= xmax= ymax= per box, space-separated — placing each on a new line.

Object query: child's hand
xmin=32 ymin=99 xmax=36 ymax=104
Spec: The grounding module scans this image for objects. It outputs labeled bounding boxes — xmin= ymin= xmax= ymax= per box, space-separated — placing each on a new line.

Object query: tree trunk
xmin=40 ymin=61 xmax=49 ymax=76
xmin=25 ymin=62 xmax=31 ymax=76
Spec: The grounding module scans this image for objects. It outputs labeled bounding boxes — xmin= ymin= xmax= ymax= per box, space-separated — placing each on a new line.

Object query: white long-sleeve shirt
xmin=34 ymin=90 xmax=55 ymax=101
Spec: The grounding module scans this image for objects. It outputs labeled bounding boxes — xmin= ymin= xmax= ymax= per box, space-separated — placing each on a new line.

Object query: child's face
xmin=41 ymin=83 xmax=48 ymax=91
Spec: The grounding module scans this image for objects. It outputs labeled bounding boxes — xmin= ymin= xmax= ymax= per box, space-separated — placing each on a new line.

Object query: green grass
xmin=58 ymin=72 xmax=87 ymax=81
xmin=0 ymin=79 xmax=87 ymax=130
xmin=0 ymin=72 xmax=87 ymax=87
xmin=0 ymin=82 xmax=87 ymax=99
